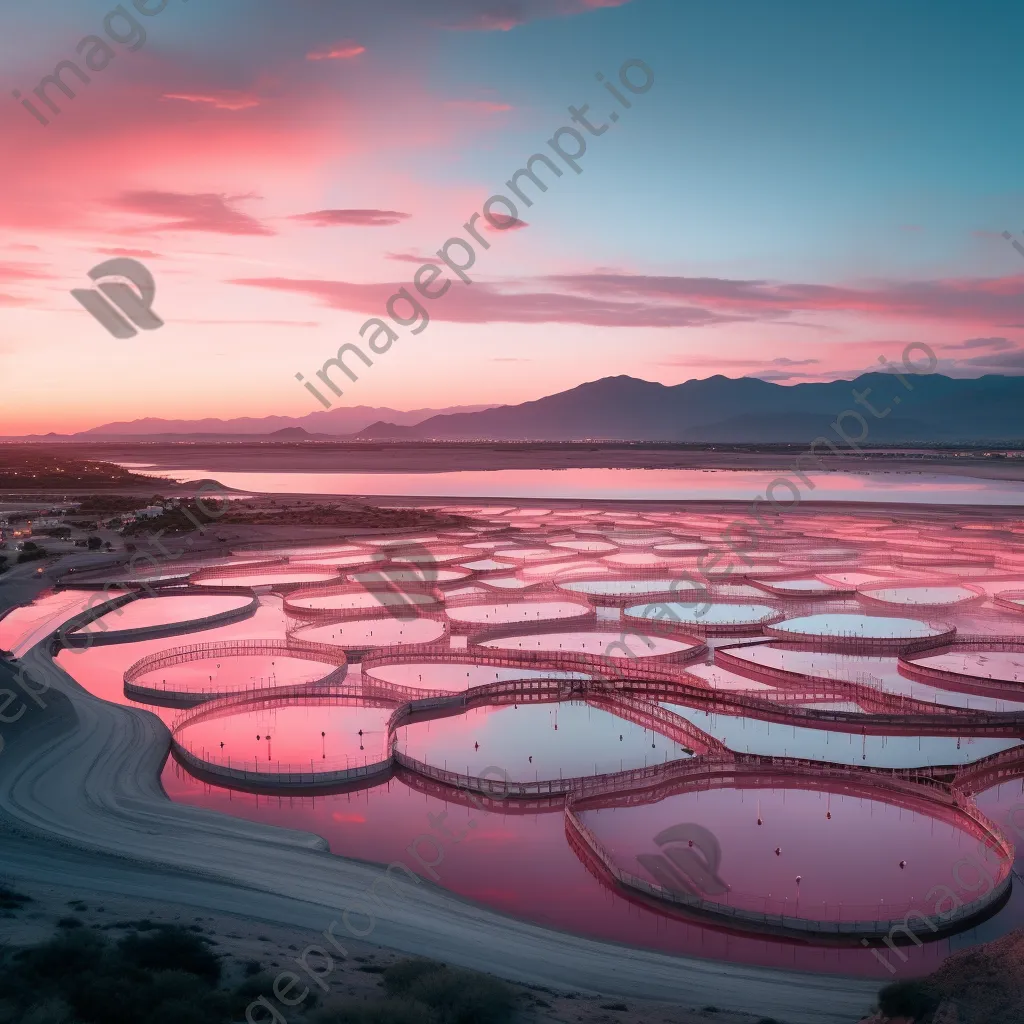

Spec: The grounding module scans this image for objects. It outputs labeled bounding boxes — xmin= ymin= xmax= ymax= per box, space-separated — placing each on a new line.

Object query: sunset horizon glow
xmin=3 ymin=0 xmax=1024 ymax=435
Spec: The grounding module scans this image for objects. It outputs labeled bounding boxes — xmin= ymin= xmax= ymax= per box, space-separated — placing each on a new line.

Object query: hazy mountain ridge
xmin=77 ymin=404 xmax=497 ymax=438
xmin=10 ymin=374 xmax=1024 ymax=443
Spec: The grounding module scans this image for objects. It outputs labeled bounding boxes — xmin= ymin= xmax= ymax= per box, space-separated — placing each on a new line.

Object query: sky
xmin=2 ymin=0 xmax=1024 ymax=433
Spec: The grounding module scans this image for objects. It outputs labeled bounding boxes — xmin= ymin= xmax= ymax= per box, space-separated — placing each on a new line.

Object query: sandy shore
xmin=0 ymin=637 xmax=879 ymax=1023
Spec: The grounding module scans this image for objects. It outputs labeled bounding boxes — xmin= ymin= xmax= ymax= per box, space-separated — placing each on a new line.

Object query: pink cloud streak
xmin=162 ymin=91 xmax=262 ymax=111
xmin=230 ymin=276 xmax=741 ymax=328
xmin=306 ymin=42 xmax=366 ymax=60
xmin=108 ymin=191 xmax=274 ymax=236
xmin=291 ymin=209 xmax=411 ymax=228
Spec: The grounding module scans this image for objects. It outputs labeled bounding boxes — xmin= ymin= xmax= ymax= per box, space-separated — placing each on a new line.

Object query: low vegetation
xmin=76 ymin=494 xmax=157 ymax=514
xmin=0 ymin=925 xmax=235 ymax=1024
xmin=36 ymin=527 xmax=71 ymax=540
xmin=121 ymin=500 xmax=224 ymax=537
xmin=0 ymin=884 xmax=31 ymax=912
xmin=0 ymin=449 xmax=160 ymax=491
xmin=0 ymin=927 xmax=519 ymax=1024
xmin=876 ymin=928 xmax=1024 ymax=1023
xmin=309 ymin=959 xmax=517 ymax=1024
xmin=16 ymin=542 xmax=47 ymax=564
xmin=878 ymin=980 xmax=942 ymax=1020
xmin=212 ymin=500 xmax=470 ymax=531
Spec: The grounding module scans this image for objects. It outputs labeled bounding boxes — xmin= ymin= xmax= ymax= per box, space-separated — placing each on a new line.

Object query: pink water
xmin=131 ymin=465 xmax=1024 ymax=504
xmin=15 ymin=497 xmax=1024 ymax=980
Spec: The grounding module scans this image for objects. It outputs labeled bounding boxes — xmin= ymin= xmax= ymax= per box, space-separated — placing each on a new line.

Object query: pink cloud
xmin=179 ymin=318 xmax=320 ymax=328
xmin=228 ymin=267 xmax=1024 ymax=333
xmin=485 ymin=217 xmax=528 ymax=232
xmin=662 ymin=355 xmax=820 ymax=369
xmin=443 ymin=100 xmax=513 ymax=113
xmin=451 ymin=12 xmax=522 ymax=31
xmin=230 ymin=276 xmax=741 ymax=328
xmin=448 ymin=0 xmax=635 ymax=30
xmin=0 ymin=61 xmax=360 ymax=236
xmin=387 ymin=252 xmax=442 ymax=265
xmin=306 ymin=42 xmax=366 ymax=61
xmin=107 ymin=191 xmax=274 ymax=236
xmin=0 ymin=261 xmax=52 ymax=281
xmin=95 ymin=247 xmax=165 ymax=260
xmin=543 ymin=272 xmax=1024 ymax=323
xmin=162 ymin=91 xmax=262 ymax=111
xmin=291 ymin=209 xmax=411 ymax=228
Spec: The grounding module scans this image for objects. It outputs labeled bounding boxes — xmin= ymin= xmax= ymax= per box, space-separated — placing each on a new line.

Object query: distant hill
xmin=354 ymin=421 xmax=421 ymax=440
xmin=77 ymin=404 xmax=497 ymax=439
xmin=400 ymin=373 xmax=1024 ymax=442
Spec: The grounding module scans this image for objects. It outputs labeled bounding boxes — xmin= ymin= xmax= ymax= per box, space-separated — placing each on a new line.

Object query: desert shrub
xmin=382 ymin=959 xmax=444 ymax=995
xmin=1 ymin=926 xmax=230 ymax=1024
xmin=142 ymin=971 xmax=234 ymax=1024
xmin=69 ymin=970 xmax=160 ymax=1024
xmin=230 ymin=970 xmax=282 ymax=1006
xmin=310 ymin=998 xmax=435 ymax=1024
xmin=878 ymin=979 xmax=941 ymax=1019
xmin=14 ymin=929 xmax=107 ymax=982
xmin=0 ymin=885 xmax=31 ymax=910
xmin=383 ymin=960 xmax=515 ymax=1024
xmin=118 ymin=925 xmax=221 ymax=982
xmin=19 ymin=999 xmax=75 ymax=1024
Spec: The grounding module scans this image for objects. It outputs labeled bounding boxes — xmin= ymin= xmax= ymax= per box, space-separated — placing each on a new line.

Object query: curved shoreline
xmin=0 ymin=639 xmax=879 ymax=1024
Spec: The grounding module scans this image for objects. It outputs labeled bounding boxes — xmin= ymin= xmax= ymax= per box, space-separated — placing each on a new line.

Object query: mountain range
xmin=11 ymin=374 xmax=1024 ymax=443
xmin=356 ymin=373 xmax=1024 ymax=443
